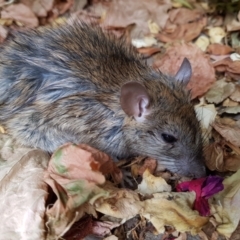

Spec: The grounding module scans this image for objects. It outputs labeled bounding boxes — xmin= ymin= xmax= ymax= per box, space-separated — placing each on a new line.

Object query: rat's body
xmin=0 ymin=22 xmax=205 ymax=177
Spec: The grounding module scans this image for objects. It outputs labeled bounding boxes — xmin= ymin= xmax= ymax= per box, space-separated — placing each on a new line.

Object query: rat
xmin=0 ymin=21 xmax=206 ymax=178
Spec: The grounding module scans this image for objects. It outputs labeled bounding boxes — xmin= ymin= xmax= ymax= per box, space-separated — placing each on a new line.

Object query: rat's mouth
xmin=155 ymin=157 xmax=206 ymax=178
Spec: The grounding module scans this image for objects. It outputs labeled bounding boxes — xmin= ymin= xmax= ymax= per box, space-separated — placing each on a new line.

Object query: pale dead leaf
xmin=0 ymin=134 xmax=49 ymax=240
xmin=137 ymin=169 xmax=171 ymax=195
xmin=205 ymin=78 xmax=235 ymax=104
xmin=195 ymin=35 xmax=210 ymax=52
xmin=21 ymin=0 xmax=54 ymax=17
xmin=204 ymin=142 xmax=224 ymax=171
xmin=208 ymin=27 xmax=226 ymax=44
xmin=213 ymin=57 xmax=240 ymax=75
xmin=211 ymin=169 xmax=240 ymax=238
xmin=141 ymin=192 xmax=209 ymax=234
xmin=222 ymin=98 xmax=239 ymax=107
xmin=213 ymin=118 xmax=240 ymax=147
xmin=207 ymin=43 xmax=233 ymax=55
xmin=218 ymin=106 xmax=240 ymax=115
xmin=230 ymin=85 xmax=240 ymax=102
xmin=102 ymin=0 xmax=172 ymax=38
xmin=1 ymin=3 xmax=39 ymax=28
xmin=158 ymin=17 xmax=207 ymax=43
xmin=95 ymin=183 xmax=142 ymax=221
xmin=44 ymin=143 xmax=114 ymax=239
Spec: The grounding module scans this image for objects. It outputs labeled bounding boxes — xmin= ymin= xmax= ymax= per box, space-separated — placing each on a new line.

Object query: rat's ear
xmin=174 ymin=58 xmax=192 ymax=86
xmin=120 ymin=82 xmax=150 ymax=122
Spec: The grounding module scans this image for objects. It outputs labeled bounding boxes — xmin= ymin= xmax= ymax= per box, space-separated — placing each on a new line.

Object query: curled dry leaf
xmin=213 ymin=57 xmax=240 ymax=75
xmin=1 ymin=3 xmax=39 ymax=28
xmin=208 ymin=27 xmax=226 ymax=44
xmin=205 ymin=78 xmax=235 ymax=104
xmin=195 ymin=35 xmax=210 ymax=52
xmin=222 ymin=98 xmax=239 ymax=107
xmin=206 ymin=138 xmax=240 ymax=172
xmin=44 ymin=143 xmax=116 ymax=239
xmin=230 ymin=85 xmax=240 ymax=102
xmin=210 ymin=169 xmax=240 ymax=238
xmin=204 ymin=142 xmax=225 ymax=171
xmin=0 ymin=133 xmax=49 ymax=240
xmin=102 ymin=0 xmax=172 ymax=38
xmin=153 ymin=43 xmax=215 ymax=99
xmin=213 ymin=118 xmax=240 ymax=147
xmin=207 ymin=43 xmax=233 ymax=55
xmin=20 ymin=0 xmax=54 ymax=17
xmin=137 ymin=169 xmax=171 ymax=195
xmin=95 ymin=183 xmax=142 ymax=220
xmin=168 ymin=8 xmax=204 ymax=25
xmin=218 ymin=106 xmax=240 ymax=115
xmin=157 ymin=8 xmax=207 ymax=43
xmin=141 ymin=192 xmax=209 ymax=235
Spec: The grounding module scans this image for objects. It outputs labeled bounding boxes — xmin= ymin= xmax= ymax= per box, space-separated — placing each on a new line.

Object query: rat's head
xmin=120 ymin=58 xmax=206 ymax=178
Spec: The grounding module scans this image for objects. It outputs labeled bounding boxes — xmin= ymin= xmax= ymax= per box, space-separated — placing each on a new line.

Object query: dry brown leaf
xmin=213 ymin=57 xmax=240 ymax=75
xmin=158 ymin=17 xmax=207 ymax=43
xmin=204 ymin=142 xmax=224 ymax=171
xmin=153 ymin=43 xmax=215 ymax=99
xmin=0 ymin=133 xmax=49 ymax=239
xmin=95 ymin=183 xmax=142 ymax=220
xmin=207 ymin=43 xmax=233 ymax=55
xmin=230 ymin=85 xmax=240 ymax=102
xmin=102 ymin=0 xmax=172 ymax=38
xmin=204 ymin=141 xmax=240 ymax=172
xmin=211 ymin=169 xmax=240 ymax=238
xmin=157 ymin=8 xmax=207 ymax=43
xmin=20 ymin=0 xmax=54 ymax=17
xmin=168 ymin=8 xmax=204 ymax=25
xmin=44 ymin=143 xmax=115 ymax=239
xmin=218 ymin=106 xmax=240 ymax=115
xmin=222 ymin=98 xmax=239 ymax=107
xmin=1 ymin=3 xmax=39 ymax=28
xmin=142 ymin=192 xmax=209 ymax=235
xmin=205 ymin=78 xmax=235 ymax=104
xmin=213 ymin=118 xmax=240 ymax=148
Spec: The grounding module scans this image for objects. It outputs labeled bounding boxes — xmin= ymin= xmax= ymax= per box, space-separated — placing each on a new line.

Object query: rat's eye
xmin=161 ymin=133 xmax=177 ymax=143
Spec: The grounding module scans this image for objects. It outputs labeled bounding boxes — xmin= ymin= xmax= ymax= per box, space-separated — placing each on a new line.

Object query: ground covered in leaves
xmin=1 ymin=0 xmax=240 ymax=239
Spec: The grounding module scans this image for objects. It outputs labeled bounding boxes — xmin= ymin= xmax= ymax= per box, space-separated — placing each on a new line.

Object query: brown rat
xmin=0 ymin=21 xmax=205 ymax=177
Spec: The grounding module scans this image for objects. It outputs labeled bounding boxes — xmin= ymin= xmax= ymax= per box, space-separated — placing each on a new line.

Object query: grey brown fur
xmin=0 ymin=22 xmax=205 ymax=177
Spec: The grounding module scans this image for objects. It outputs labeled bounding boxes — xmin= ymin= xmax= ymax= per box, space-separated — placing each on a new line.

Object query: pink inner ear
xmin=120 ymin=82 xmax=150 ymax=121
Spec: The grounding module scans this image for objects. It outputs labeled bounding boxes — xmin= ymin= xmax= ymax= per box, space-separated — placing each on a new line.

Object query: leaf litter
xmin=1 ymin=0 xmax=240 ymax=239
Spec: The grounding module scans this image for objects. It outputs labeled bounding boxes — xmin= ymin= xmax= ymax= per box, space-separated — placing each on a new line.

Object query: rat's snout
xmin=191 ymin=165 xmax=206 ymax=178
xmin=181 ymin=161 xmax=206 ymax=178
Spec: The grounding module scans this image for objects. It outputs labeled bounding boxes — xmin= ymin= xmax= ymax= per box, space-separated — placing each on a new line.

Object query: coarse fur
xmin=0 ymin=21 xmax=205 ymax=177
